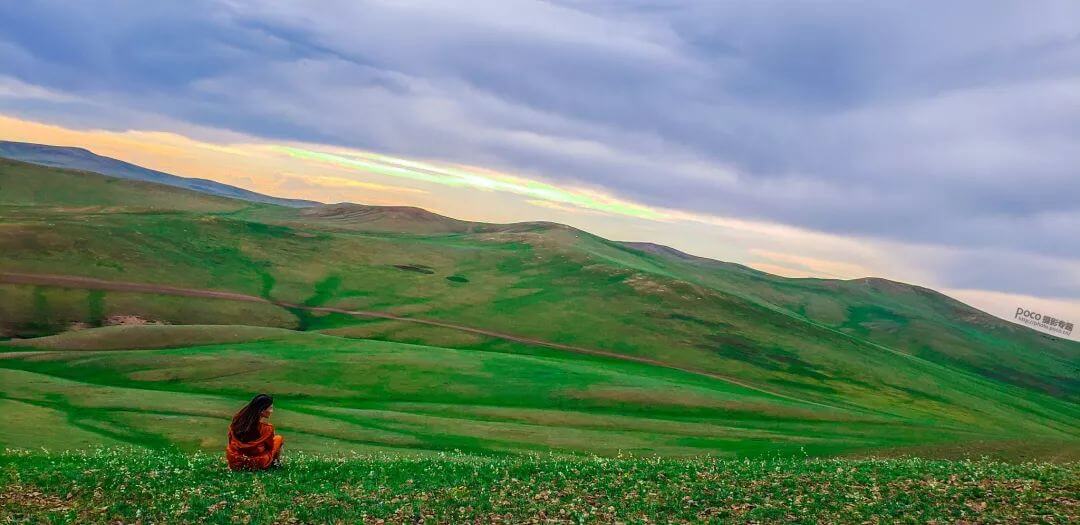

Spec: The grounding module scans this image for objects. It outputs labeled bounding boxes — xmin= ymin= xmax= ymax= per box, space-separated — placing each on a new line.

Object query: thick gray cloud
xmin=1 ymin=0 xmax=1078 ymax=296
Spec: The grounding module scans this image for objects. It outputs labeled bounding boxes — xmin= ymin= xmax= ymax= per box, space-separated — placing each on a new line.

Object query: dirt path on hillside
xmin=0 ymin=271 xmax=842 ymax=410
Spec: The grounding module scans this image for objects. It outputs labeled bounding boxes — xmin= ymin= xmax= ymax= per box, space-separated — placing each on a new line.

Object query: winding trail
xmin=1 ymin=271 xmax=843 ymax=411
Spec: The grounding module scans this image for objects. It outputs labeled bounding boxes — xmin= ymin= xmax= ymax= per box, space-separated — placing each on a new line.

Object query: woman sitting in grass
xmin=226 ymin=394 xmax=284 ymax=471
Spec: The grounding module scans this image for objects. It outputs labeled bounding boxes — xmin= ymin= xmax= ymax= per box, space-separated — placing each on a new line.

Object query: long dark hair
xmin=230 ymin=393 xmax=273 ymax=442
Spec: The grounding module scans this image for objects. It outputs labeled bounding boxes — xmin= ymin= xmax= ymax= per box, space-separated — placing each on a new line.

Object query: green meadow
xmin=1 ymin=325 xmax=1077 ymax=460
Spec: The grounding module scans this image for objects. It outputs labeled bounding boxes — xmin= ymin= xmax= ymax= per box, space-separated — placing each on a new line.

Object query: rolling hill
xmin=0 ymin=140 xmax=318 ymax=207
xmin=0 ymin=157 xmax=1077 ymax=459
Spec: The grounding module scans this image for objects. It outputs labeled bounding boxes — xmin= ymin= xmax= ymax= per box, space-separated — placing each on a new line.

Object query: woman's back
xmin=226 ymin=394 xmax=284 ymax=471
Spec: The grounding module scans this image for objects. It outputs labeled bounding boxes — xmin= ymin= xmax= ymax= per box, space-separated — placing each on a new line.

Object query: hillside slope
xmin=1 ymin=160 xmax=1077 ymax=457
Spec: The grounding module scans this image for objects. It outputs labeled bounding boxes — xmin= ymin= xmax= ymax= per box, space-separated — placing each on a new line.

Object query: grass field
xmin=0 ymin=326 xmax=927 ymax=457
xmin=1 ymin=325 xmax=1076 ymax=460
xmin=2 ymin=449 xmax=1076 ymax=524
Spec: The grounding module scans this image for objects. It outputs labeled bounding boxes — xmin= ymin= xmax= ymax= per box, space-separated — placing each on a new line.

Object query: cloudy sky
xmin=1 ymin=1 xmax=1078 ymax=338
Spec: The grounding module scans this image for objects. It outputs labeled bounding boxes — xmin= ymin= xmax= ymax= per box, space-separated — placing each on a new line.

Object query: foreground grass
xmin=1 ymin=449 xmax=1076 ymax=524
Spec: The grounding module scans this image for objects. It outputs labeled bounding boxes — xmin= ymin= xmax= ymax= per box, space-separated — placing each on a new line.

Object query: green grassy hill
xmin=1 ymin=158 xmax=1077 ymax=459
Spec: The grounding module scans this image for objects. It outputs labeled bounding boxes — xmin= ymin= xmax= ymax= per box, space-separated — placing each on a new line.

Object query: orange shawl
xmin=226 ymin=422 xmax=283 ymax=471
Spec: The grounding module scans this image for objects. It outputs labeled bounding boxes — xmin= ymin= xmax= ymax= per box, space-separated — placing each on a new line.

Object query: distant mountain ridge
xmin=0 ymin=140 xmax=319 ymax=208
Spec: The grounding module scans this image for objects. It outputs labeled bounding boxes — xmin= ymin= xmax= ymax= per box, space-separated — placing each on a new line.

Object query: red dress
xmin=226 ymin=422 xmax=284 ymax=471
